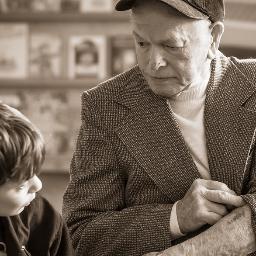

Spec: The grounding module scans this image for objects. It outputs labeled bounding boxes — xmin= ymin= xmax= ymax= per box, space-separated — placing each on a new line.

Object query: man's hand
xmin=145 ymin=205 xmax=256 ymax=256
xmin=177 ymin=179 xmax=245 ymax=234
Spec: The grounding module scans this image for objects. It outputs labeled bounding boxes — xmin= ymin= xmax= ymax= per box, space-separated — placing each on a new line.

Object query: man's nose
xmin=150 ymin=48 xmax=167 ymax=71
xmin=29 ymin=175 xmax=42 ymax=193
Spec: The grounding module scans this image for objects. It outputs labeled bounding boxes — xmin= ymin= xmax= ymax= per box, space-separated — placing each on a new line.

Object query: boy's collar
xmin=0 ymin=242 xmax=7 ymax=254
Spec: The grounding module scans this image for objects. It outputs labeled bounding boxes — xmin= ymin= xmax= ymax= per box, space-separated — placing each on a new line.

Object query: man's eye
xmin=165 ymin=44 xmax=183 ymax=50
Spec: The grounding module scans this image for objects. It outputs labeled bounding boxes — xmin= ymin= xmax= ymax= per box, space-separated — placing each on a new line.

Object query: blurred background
xmin=0 ymin=0 xmax=255 ymax=213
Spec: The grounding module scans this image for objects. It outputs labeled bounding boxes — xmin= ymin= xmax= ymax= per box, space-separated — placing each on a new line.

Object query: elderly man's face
xmin=131 ymin=0 xmax=213 ymax=98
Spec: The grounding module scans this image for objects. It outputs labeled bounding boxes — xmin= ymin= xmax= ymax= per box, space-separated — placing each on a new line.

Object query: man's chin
xmin=148 ymin=81 xmax=191 ymax=98
xmin=149 ymin=85 xmax=184 ymax=98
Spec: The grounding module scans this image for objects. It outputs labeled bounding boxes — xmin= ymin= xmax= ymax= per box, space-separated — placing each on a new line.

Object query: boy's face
xmin=0 ymin=175 xmax=42 ymax=216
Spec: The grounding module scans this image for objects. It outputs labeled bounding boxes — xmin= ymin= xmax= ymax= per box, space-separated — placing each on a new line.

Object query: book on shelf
xmin=61 ymin=0 xmax=80 ymax=12
xmin=0 ymin=88 xmax=82 ymax=172
xmin=30 ymin=0 xmax=61 ymax=12
xmin=0 ymin=23 xmax=28 ymax=79
xmin=0 ymin=0 xmax=31 ymax=12
xmin=0 ymin=0 xmax=8 ymax=12
xmin=111 ymin=35 xmax=137 ymax=76
xmin=29 ymin=33 xmax=62 ymax=79
xmin=69 ymin=35 xmax=108 ymax=80
xmin=80 ymin=0 xmax=113 ymax=13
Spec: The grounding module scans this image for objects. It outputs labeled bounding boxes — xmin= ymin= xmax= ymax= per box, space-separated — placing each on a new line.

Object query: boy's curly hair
xmin=0 ymin=103 xmax=45 ymax=185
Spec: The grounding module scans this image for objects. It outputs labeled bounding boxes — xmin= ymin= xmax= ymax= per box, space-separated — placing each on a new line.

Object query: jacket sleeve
xmin=241 ymin=137 xmax=256 ymax=241
xmin=62 ymin=91 xmax=174 ymax=256
xmin=50 ymin=216 xmax=75 ymax=256
xmin=240 ymin=133 xmax=256 ymax=256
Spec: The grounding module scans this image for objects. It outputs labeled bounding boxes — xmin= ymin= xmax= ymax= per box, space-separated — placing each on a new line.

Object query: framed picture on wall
xmin=68 ymin=35 xmax=108 ymax=80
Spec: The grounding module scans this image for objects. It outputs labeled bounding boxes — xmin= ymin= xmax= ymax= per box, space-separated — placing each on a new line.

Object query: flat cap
xmin=115 ymin=0 xmax=225 ymax=23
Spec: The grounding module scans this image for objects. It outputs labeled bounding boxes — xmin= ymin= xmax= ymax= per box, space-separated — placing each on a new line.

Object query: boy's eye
xmin=17 ymin=185 xmax=25 ymax=190
xmin=137 ymin=41 xmax=148 ymax=48
xmin=16 ymin=182 xmax=27 ymax=190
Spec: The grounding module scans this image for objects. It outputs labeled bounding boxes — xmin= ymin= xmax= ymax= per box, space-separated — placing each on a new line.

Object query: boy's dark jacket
xmin=0 ymin=194 xmax=74 ymax=256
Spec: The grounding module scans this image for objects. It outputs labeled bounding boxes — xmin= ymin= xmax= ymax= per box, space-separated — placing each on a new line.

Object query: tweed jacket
xmin=63 ymin=52 xmax=256 ymax=256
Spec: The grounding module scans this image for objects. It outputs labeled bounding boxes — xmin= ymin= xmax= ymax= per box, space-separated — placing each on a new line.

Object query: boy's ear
xmin=208 ymin=21 xmax=224 ymax=60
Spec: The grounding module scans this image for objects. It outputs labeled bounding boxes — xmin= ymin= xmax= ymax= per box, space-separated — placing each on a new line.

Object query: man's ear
xmin=207 ymin=21 xmax=224 ymax=60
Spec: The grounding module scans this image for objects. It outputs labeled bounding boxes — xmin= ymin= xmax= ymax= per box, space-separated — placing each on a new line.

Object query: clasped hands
xmin=176 ymin=178 xmax=245 ymax=234
xmin=143 ymin=178 xmax=246 ymax=256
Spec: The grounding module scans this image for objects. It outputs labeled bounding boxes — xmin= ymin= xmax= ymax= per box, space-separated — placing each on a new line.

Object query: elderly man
xmin=63 ymin=0 xmax=256 ymax=255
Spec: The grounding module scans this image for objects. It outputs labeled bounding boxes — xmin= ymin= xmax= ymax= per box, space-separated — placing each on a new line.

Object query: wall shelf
xmin=0 ymin=78 xmax=99 ymax=89
xmin=0 ymin=12 xmax=130 ymax=23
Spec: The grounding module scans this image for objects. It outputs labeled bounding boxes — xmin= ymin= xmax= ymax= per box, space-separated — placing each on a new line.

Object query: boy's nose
xmin=29 ymin=175 xmax=42 ymax=193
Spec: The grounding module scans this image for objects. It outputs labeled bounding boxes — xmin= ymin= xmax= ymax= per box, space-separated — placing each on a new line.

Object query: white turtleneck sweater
xmin=167 ymin=76 xmax=211 ymax=238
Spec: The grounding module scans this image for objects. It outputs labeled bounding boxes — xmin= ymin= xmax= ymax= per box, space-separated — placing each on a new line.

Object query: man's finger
xmin=203 ymin=190 xmax=245 ymax=207
xmin=202 ymin=180 xmax=237 ymax=195
xmin=204 ymin=211 xmax=223 ymax=225
xmin=206 ymin=200 xmax=228 ymax=216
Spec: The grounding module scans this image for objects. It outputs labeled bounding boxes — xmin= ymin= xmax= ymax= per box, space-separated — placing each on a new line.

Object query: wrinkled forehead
xmin=130 ymin=4 xmax=211 ymax=44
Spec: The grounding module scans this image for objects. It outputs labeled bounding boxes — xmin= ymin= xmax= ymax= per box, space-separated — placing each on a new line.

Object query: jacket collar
xmin=1 ymin=215 xmax=29 ymax=255
xmin=115 ymin=67 xmax=200 ymax=201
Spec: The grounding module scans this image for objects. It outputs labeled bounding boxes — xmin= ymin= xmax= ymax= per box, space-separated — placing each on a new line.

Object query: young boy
xmin=0 ymin=103 xmax=74 ymax=256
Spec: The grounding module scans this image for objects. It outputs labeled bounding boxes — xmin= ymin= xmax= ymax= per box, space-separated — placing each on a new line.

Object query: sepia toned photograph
xmin=0 ymin=0 xmax=256 ymax=255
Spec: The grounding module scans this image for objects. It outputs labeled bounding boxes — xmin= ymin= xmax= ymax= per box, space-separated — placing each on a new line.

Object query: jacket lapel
xmin=115 ymin=68 xmax=199 ymax=200
xmin=205 ymin=55 xmax=256 ymax=193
